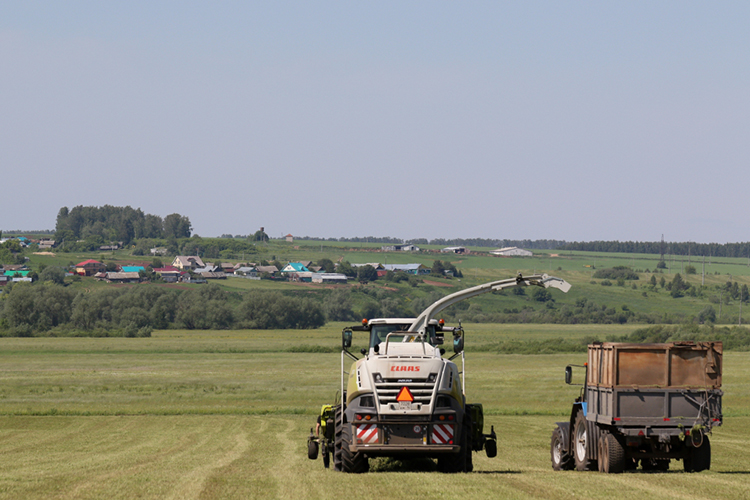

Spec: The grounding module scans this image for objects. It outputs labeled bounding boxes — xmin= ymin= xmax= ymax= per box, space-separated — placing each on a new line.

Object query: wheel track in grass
xmin=164 ymin=419 xmax=249 ymax=500
xmin=271 ymin=418 xmax=310 ymax=500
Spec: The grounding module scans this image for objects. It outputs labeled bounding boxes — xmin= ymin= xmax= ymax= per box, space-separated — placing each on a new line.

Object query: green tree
xmin=251 ymin=229 xmax=269 ymax=242
xmin=650 ymin=275 xmax=657 ymax=286
xmin=685 ymin=265 xmax=697 ymax=275
xmin=38 ymin=267 xmax=66 ymax=285
xmin=164 ymin=213 xmax=192 ymax=239
xmin=317 ymin=258 xmax=335 ymax=273
xmin=337 ymin=261 xmax=356 ymax=277
xmin=431 ymin=260 xmax=446 ymax=276
xmin=357 ymin=265 xmax=378 ymax=283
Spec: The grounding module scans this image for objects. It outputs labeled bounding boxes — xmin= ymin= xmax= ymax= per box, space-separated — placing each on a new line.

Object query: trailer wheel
xmin=684 ymin=435 xmax=711 ymax=473
xmin=573 ymin=412 xmax=596 ymax=471
xmin=308 ymin=439 xmax=319 ymax=460
xmin=598 ymin=432 xmax=625 ymax=473
xmin=485 ymin=438 xmax=497 ymax=458
xmin=551 ymin=427 xmax=573 ymax=471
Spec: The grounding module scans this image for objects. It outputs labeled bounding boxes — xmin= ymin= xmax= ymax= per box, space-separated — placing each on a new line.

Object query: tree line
xmin=0 ymin=283 xmax=325 ymax=336
xmin=561 ymin=240 xmax=750 ymax=258
xmin=54 ymin=205 xmax=192 ymax=247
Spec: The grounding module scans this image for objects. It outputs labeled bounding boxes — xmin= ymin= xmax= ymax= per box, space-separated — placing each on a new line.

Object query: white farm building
xmin=490 ymin=247 xmax=533 ymax=257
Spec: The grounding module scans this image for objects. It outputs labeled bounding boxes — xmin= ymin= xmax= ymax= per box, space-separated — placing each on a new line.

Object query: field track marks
xmin=165 ymin=420 xmax=249 ymax=500
xmin=271 ymin=418 xmax=310 ymax=500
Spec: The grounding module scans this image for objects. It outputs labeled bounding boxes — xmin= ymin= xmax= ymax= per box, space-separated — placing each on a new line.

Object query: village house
xmin=172 ymin=256 xmax=205 ymax=270
xmin=281 ymin=262 xmax=310 ymax=273
xmin=75 ymin=259 xmax=106 ymax=276
xmin=383 ymin=263 xmax=430 ymax=275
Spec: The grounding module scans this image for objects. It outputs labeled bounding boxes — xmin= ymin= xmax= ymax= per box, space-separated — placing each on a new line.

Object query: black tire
xmin=684 ymin=435 xmax=711 ymax=473
xmin=437 ymin=416 xmax=470 ymax=473
xmin=341 ymin=422 xmax=369 ymax=473
xmin=464 ymin=415 xmax=473 ymax=473
xmin=573 ymin=411 xmax=596 ymax=471
xmin=599 ymin=432 xmax=625 ymax=473
xmin=485 ymin=439 xmax=498 ymax=458
xmin=551 ymin=427 xmax=573 ymax=471
xmin=333 ymin=406 xmax=343 ymax=472
xmin=308 ymin=439 xmax=319 ymax=460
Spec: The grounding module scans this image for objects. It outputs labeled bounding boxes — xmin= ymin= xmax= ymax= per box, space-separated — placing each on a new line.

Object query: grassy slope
xmin=25 ymin=241 xmax=750 ymax=324
xmin=0 ymin=330 xmax=748 ymax=499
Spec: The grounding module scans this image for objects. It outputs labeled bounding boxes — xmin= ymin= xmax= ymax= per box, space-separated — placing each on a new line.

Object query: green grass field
xmin=0 ymin=326 xmax=748 ymax=499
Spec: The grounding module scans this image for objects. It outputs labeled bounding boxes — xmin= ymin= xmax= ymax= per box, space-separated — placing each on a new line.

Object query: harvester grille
xmin=374 ymin=379 xmax=436 ymax=406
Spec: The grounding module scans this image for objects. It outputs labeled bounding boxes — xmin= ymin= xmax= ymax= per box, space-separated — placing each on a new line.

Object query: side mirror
xmin=342 ymin=329 xmax=352 ymax=349
xmin=565 ymin=366 xmax=572 ymax=385
xmin=453 ymin=331 xmax=464 ymax=354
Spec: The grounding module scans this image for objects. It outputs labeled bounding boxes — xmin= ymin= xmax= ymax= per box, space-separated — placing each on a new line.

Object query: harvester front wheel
xmin=333 ymin=405 xmax=343 ymax=472
xmin=437 ymin=415 xmax=471 ymax=473
xmin=341 ymin=422 xmax=368 ymax=473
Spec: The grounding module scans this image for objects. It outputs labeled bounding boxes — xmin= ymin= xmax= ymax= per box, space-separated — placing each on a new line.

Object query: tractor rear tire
xmin=551 ymin=426 xmax=573 ymax=471
xmin=573 ymin=411 xmax=597 ymax=471
xmin=684 ymin=435 xmax=711 ymax=473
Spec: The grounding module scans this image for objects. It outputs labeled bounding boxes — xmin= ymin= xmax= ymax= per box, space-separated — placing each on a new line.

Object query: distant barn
xmin=490 ymin=247 xmax=533 ymax=257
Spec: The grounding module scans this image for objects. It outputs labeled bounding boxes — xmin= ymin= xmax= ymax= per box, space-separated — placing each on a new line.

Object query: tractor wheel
xmin=598 ymin=432 xmax=625 ymax=473
xmin=551 ymin=426 xmax=573 ymax=471
xmin=308 ymin=439 xmax=319 ymax=460
xmin=573 ymin=411 xmax=597 ymax=471
xmin=341 ymin=421 xmax=369 ymax=473
xmin=684 ymin=435 xmax=711 ymax=473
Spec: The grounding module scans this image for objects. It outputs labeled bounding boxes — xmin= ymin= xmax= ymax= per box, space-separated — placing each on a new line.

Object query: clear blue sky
xmin=2 ymin=1 xmax=749 ymax=242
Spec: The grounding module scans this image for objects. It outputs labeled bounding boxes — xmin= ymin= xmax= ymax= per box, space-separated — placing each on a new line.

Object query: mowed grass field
xmin=0 ymin=325 xmax=749 ymax=499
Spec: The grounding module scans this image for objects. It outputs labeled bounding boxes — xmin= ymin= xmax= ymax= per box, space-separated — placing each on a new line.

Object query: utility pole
xmin=702 ymin=255 xmax=705 ymax=286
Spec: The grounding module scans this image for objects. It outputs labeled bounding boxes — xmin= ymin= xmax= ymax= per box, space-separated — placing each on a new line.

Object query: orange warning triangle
xmin=396 ymin=386 xmax=414 ymax=402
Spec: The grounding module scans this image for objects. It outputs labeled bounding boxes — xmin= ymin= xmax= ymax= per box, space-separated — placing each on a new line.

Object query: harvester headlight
xmin=427 ymin=373 xmax=437 ymax=383
xmin=373 ymin=373 xmax=383 ymax=383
